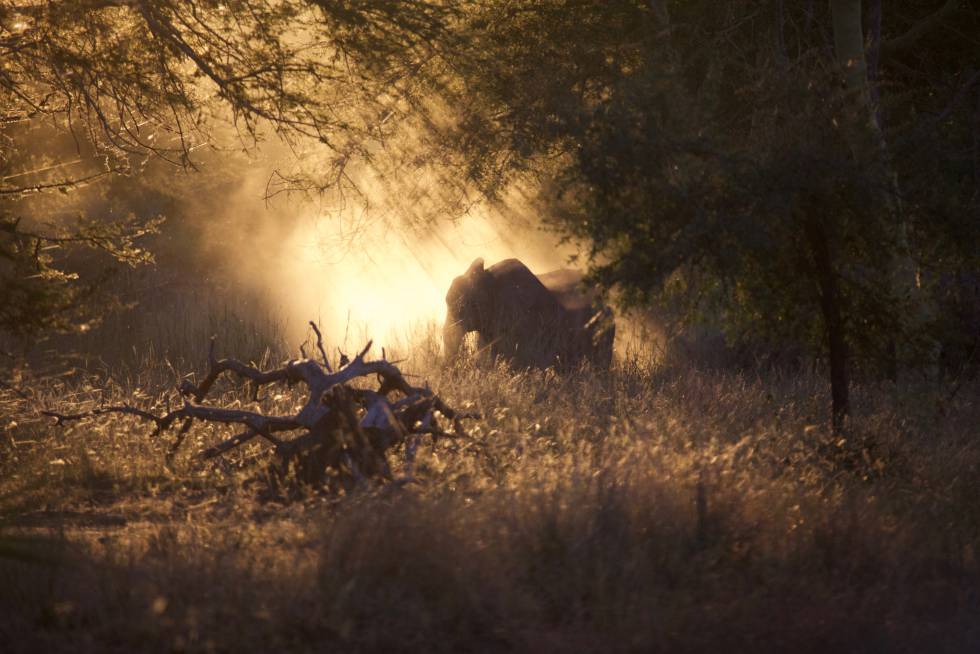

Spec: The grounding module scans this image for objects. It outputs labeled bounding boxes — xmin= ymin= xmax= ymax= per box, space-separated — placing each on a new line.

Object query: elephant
xmin=443 ymin=257 xmax=615 ymax=369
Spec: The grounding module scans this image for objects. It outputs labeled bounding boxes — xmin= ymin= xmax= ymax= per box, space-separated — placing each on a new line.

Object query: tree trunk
xmin=805 ymin=217 xmax=850 ymax=433
xmin=830 ymin=0 xmax=873 ymax=111
xmin=831 ymin=0 xmax=935 ymax=380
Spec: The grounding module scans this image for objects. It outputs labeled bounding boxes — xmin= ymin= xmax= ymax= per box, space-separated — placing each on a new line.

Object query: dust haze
xmin=187 ymin=144 xmax=576 ymax=353
xmin=4 ymin=111 xmax=580 ymax=359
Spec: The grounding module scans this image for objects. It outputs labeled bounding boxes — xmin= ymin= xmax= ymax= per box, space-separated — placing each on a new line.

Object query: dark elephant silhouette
xmin=443 ymin=258 xmax=614 ymax=369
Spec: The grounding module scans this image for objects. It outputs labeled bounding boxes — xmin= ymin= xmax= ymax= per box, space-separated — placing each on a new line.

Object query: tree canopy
xmin=1 ymin=0 xmax=452 ymax=335
xmin=429 ymin=1 xmax=979 ymax=427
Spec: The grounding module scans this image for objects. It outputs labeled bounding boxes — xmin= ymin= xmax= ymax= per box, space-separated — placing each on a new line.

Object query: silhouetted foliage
xmin=427 ymin=1 xmax=980 ymax=426
xmin=0 ymin=0 xmax=450 ymax=339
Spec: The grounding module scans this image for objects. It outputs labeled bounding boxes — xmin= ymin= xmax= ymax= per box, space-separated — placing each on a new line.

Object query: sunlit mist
xmin=274 ymin=199 xmax=571 ymax=353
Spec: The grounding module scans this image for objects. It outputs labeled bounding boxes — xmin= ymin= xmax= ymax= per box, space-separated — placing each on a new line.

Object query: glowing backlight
xmin=274 ymin=204 xmax=570 ymax=352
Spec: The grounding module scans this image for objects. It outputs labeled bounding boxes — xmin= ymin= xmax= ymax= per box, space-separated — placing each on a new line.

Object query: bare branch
xmin=308 ymin=320 xmax=333 ymax=372
xmin=42 ymin=404 xmax=181 ymax=435
xmin=0 ymin=168 xmax=122 ymax=196
xmin=201 ymin=429 xmax=260 ymax=460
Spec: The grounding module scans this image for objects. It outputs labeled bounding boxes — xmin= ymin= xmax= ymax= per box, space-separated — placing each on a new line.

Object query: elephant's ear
xmin=466 ymin=257 xmax=485 ymax=277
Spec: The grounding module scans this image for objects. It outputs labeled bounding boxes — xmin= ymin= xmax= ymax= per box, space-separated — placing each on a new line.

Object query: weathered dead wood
xmin=309 ymin=320 xmax=333 ymax=373
xmin=43 ymin=335 xmax=478 ymax=492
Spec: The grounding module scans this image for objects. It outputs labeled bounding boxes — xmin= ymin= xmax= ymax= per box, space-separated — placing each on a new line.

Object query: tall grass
xmin=1 ymin=313 xmax=978 ymax=652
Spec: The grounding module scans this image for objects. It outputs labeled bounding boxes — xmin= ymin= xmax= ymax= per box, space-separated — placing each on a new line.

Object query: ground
xmin=1 ymin=327 xmax=979 ymax=653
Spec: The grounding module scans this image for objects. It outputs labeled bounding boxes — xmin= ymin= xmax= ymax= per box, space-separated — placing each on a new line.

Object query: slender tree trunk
xmin=831 ymin=0 xmax=935 ymax=380
xmin=805 ymin=217 xmax=850 ymax=433
xmin=867 ymin=0 xmax=883 ymax=119
xmin=830 ymin=0 xmax=872 ymax=107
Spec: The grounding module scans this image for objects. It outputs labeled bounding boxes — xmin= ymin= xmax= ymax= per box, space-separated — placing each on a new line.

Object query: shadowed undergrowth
xmin=1 ymin=329 xmax=978 ymax=653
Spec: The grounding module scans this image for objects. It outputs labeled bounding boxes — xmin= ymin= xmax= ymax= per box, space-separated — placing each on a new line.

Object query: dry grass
xmin=1 ymin=317 xmax=979 ymax=653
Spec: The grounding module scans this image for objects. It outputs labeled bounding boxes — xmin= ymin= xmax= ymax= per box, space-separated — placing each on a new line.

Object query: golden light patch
xmin=268 ymin=198 xmax=572 ymax=352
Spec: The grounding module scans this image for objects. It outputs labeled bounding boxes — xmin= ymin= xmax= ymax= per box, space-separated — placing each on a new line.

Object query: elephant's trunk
xmin=443 ymin=316 xmax=466 ymax=360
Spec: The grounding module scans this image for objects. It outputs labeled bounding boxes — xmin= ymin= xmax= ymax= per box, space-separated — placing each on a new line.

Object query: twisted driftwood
xmin=44 ymin=325 xmax=476 ymax=491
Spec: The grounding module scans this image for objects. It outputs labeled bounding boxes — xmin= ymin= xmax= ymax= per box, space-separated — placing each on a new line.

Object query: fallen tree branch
xmin=43 ymin=335 xmax=479 ymax=492
xmin=42 ymin=404 xmax=180 ymax=434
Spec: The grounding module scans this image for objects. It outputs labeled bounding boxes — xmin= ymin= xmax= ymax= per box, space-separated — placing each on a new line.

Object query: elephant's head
xmin=444 ymin=257 xmax=494 ymax=359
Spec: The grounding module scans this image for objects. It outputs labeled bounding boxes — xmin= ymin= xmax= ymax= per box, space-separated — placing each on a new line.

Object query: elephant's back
xmin=538 ymin=268 xmax=593 ymax=313
xmin=487 ymin=259 xmax=563 ymax=315
xmin=488 ymin=258 xmax=551 ymax=294
xmin=487 ymin=258 xmax=539 ymax=282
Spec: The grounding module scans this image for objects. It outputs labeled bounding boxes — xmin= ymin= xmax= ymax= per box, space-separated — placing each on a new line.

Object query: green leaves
xmin=0 ymin=211 xmax=160 ymax=337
